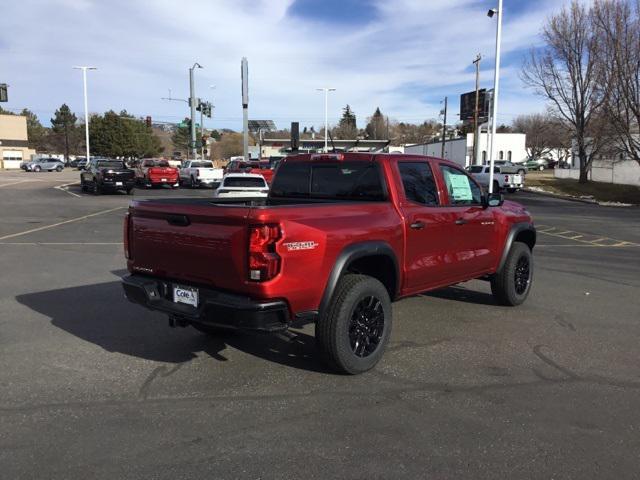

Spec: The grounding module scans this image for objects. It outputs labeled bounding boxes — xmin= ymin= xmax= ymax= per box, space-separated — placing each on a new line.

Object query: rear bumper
xmin=121 ymin=274 xmax=290 ymax=332
xmin=102 ymin=178 xmax=135 ymax=189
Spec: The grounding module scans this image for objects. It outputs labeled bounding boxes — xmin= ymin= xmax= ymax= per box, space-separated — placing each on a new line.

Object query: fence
xmin=555 ymin=159 xmax=640 ymax=186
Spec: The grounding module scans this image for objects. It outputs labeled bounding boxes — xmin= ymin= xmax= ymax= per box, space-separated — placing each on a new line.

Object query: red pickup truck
xmin=122 ymin=153 xmax=535 ymax=374
xmin=133 ymin=158 xmax=179 ymax=188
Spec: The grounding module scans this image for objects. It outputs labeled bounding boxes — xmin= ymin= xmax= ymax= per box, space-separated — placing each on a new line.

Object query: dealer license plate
xmin=173 ymin=285 xmax=199 ymax=307
xmin=116 ymin=181 xmax=123 ymax=186
xmin=161 ymin=178 xmax=167 ymax=182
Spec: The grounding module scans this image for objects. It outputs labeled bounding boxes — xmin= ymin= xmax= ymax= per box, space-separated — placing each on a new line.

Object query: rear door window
xmin=398 ymin=162 xmax=439 ymax=206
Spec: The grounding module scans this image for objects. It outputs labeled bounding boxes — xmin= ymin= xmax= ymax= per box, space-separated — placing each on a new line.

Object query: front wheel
xmin=315 ymin=274 xmax=392 ymax=374
xmin=91 ymin=180 xmax=101 ymax=195
xmin=55 ymin=165 xmax=63 ymax=172
xmin=491 ymin=241 xmax=533 ymax=306
xmin=34 ymin=166 xmax=41 ymax=172
xmin=539 ymin=165 xmax=544 ymax=171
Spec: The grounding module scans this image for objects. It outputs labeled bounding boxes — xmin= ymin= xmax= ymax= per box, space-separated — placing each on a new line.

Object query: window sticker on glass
xmin=446 ymin=172 xmax=473 ymax=201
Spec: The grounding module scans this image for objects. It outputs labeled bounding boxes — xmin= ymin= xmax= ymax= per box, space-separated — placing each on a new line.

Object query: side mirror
xmin=486 ymin=192 xmax=504 ymax=208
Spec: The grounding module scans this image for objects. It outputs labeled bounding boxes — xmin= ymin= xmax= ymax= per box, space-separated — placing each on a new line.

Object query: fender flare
xmin=497 ymin=222 xmax=536 ymax=272
xmin=318 ymin=241 xmax=399 ymax=315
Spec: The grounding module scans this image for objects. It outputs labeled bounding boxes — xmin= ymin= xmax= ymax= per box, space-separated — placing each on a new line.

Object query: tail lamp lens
xmin=504 ymin=175 xmax=509 ymax=182
xmin=123 ymin=212 xmax=131 ymax=259
xmin=248 ymin=225 xmax=281 ymax=281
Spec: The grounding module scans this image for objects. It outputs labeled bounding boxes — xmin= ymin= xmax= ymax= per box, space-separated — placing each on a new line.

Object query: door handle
xmin=410 ymin=221 xmax=425 ymax=230
xmin=455 ymin=218 xmax=468 ymax=226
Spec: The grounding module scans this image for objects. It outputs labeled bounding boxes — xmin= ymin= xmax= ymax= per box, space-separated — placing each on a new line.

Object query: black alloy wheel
xmin=348 ymin=296 xmax=385 ymax=358
xmin=514 ymin=255 xmax=531 ymax=295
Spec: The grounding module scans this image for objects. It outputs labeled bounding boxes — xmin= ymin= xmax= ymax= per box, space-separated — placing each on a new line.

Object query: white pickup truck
xmin=179 ymin=160 xmax=224 ymax=188
xmin=467 ymin=165 xmax=524 ymax=193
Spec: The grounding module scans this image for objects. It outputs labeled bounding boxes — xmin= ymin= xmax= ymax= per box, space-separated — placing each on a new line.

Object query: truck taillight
xmin=248 ymin=224 xmax=281 ymax=281
xmin=196 ymin=168 xmax=200 ymax=176
xmin=504 ymin=175 xmax=509 ymax=182
xmin=123 ymin=212 xmax=131 ymax=259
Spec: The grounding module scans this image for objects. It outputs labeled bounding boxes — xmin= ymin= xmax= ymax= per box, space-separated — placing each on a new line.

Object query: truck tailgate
xmin=128 ymin=200 xmax=250 ymax=290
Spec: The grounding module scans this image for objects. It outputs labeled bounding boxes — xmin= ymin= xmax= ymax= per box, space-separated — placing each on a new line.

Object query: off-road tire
xmin=491 ymin=241 xmax=533 ymax=306
xmin=315 ymin=274 xmax=392 ymax=375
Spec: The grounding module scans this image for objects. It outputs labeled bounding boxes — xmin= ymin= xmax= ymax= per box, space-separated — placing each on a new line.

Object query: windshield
xmin=223 ymin=177 xmax=266 ymax=188
xmin=468 ymin=166 xmax=484 ymax=173
xmin=97 ymin=161 xmax=125 ymax=169
xmin=270 ymin=161 xmax=386 ymax=201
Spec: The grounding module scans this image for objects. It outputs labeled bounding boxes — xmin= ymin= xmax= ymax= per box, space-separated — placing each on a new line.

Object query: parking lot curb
xmin=522 ymin=188 xmax=638 ymax=207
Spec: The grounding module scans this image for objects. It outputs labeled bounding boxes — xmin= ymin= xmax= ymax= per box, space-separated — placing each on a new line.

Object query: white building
xmin=404 ymin=133 xmax=527 ymax=169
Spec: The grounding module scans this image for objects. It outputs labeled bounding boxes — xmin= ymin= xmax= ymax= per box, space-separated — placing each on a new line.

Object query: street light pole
xmin=440 ymin=96 xmax=448 ymax=159
xmin=472 ymin=54 xmax=482 ymax=167
xmin=189 ymin=63 xmax=202 ymax=161
xmin=317 ymin=87 xmax=336 ymax=153
xmin=73 ymin=66 xmax=96 ymax=163
xmin=487 ymin=1 xmax=503 ymax=194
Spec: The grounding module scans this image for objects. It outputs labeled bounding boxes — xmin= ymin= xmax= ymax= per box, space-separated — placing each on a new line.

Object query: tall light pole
xmin=316 ymin=87 xmax=336 ymax=153
xmin=189 ymin=62 xmax=203 ymax=160
xmin=487 ymin=1 xmax=503 ymax=194
xmin=73 ymin=66 xmax=97 ymax=163
xmin=472 ymin=54 xmax=482 ymax=167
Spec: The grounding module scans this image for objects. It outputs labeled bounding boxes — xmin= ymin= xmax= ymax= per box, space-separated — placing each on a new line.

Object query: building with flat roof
xmin=260 ymin=138 xmax=389 ymax=158
xmin=404 ymin=133 xmax=527 ymax=169
xmin=0 ymin=114 xmax=36 ymax=169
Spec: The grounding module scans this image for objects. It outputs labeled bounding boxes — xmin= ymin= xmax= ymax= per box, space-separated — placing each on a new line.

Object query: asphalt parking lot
xmin=1 ymin=169 xmax=639 ymax=479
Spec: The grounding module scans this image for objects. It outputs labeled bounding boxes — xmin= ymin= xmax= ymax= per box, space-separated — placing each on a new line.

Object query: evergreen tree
xmin=89 ymin=110 xmax=163 ymax=158
xmin=51 ymin=104 xmax=78 ymax=161
xmin=365 ymin=107 xmax=386 ymax=140
xmin=333 ymin=105 xmax=358 ymax=139
xmin=171 ymin=118 xmax=192 ymax=153
xmin=21 ymin=109 xmax=48 ymax=151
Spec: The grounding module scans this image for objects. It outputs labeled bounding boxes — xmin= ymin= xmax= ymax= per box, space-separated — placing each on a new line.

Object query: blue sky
xmin=0 ymin=0 xmax=575 ymax=130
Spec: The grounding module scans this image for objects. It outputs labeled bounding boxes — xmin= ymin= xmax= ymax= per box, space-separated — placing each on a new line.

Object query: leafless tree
xmin=593 ymin=0 xmax=640 ymax=166
xmin=522 ymin=1 xmax=609 ymax=182
xmin=513 ymin=113 xmax=570 ymax=161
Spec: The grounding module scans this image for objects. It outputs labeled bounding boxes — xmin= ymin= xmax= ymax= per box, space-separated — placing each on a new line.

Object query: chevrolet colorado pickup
xmin=122 ymin=153 xmax=535 ymax=374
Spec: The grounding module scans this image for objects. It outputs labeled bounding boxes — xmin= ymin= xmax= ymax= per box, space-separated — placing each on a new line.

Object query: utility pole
xmin=316 ymin=87 xmax=336 ymax=153
xmin=472 ymin=54 xmax=482 ymax=167
xmin=73 ymin=66 xmax=97 ymax=163
xmin=241 ymin=57 xmax=249 ymax=161
xmin=440 ymin=96 xmax=448 ymax=159
xmin=189 ymin=63 xmax=202 ymax=161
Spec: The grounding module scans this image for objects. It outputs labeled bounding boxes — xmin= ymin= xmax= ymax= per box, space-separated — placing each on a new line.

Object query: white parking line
xmin=54 ymin=182 xmax=81 ymax=197
xmin=0 ymin=207 xmax=126 ymax=241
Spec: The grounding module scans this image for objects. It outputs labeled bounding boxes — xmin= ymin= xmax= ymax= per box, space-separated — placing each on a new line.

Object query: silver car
xmin=23 ymin=158 xmax=65 ymax=172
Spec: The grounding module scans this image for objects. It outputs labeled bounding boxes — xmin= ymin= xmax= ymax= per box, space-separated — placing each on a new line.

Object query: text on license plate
xmin=116 ymin=181 xmax=123 ymax=186
xmin=173 ymin=285 xmax=199 ymax=307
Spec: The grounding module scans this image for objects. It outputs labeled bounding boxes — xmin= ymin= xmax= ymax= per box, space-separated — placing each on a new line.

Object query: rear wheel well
xmin=514 ymin=229 xmax=536 ymax=250
xmin=346 ymin=255 xmax=397 ymax=300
